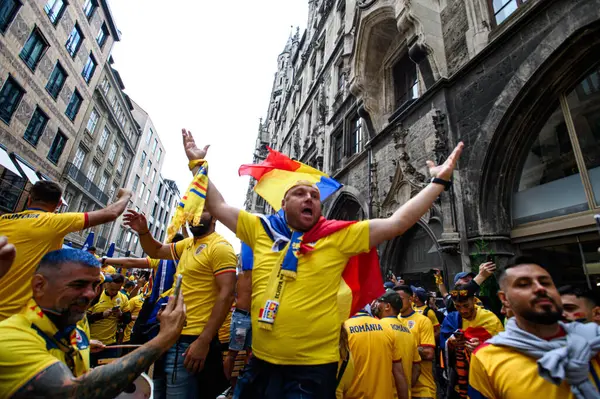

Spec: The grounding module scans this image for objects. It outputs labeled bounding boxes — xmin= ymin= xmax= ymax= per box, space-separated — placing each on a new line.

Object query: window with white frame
xmin=73 ymin=146 xmax=86 ymax=169
xmin=99 ymin=127 xmax=110 ymax=149
xmin=117 ymin=154 xmax=125 ymax=173
xmin=86 ymin=109 xmax=99 ymax=134
xmin=86 ymin=162 xmax=99 ymax=182
xmin=98 ymin=172 xmax=108 ymax=192
xmin=108 ymin=142 xmax=118 ymax=163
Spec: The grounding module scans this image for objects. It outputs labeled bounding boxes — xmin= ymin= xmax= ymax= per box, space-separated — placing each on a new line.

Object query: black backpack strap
xmin=336 ymin=358 xmax=350 ymax=386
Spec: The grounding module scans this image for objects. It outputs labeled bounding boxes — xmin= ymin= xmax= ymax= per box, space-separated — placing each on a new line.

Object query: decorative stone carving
xmin=9 ymin=13 xmax=30 ymax=47
xmin=432 ymin=109 xmax=448 ymax=165
xmin=357 ymin=0 xmax=378 ymax=9
xmin=15 ymin=99 xmax=34 ymax=126
xmin=369 ymin=154 xmax=380 ymax=217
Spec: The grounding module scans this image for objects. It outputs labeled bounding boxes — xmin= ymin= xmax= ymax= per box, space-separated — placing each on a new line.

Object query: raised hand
xmin=182 ymin=129 xmax=210 ymax=161
xmin=0 ymin=236 xmax=16 ymax=280
xmin=123 ymin=210 xmax=149 ymax=234
xmin=426 ymin=142 xmax=464 ymax=181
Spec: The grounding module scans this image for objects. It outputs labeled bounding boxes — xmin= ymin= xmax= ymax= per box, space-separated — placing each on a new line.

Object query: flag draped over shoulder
xmin=239 ymin=146 xmax=342 ymax=211
xmin=238 ymin=149 xmax=384 ymax=327
xmin=166 ymin=161 xmax=208 ymax=242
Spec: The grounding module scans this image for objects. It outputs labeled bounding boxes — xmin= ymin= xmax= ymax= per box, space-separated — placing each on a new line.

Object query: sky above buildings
xmin=109 ymin=1 xmax=308 ymax=251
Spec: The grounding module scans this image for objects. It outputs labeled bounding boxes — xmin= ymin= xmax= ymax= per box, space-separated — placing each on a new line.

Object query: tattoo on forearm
xmin=14 ymin=344 xmax=163 ymax=399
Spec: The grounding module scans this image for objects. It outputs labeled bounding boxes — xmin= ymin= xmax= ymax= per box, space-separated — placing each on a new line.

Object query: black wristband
xmin=431 ymin=177 xmax=452 ymax=191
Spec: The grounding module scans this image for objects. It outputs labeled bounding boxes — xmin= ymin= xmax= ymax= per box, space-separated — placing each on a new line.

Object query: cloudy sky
xmin=109 ymin=1 xmax=308 ymax=251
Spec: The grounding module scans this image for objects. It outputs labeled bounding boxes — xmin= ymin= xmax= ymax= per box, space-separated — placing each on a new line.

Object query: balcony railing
xmin=64 ymin=162 xmax=109 ymax=205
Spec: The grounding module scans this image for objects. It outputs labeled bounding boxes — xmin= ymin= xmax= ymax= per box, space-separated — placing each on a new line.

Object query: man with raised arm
xmin=180 ymin=130 xmax=463 ymax=398
xmin=0 ymin=180 xmax=133 ymax=320
xmin=0 ymin=249 xmax=186 ymax=399
xmin=122 ymin=210 xmax=238 ymax=398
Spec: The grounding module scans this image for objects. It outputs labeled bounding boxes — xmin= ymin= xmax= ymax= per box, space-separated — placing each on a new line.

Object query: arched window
xmin=513 ymin=65 xmax=600 ymax=225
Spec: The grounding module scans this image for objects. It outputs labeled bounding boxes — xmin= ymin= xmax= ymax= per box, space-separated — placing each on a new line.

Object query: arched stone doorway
xmin=327 ymin=192 xmax=365 ymax=221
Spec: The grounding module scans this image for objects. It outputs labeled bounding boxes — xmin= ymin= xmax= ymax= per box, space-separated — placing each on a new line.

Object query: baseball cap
xmin=378 ymin=290 xmax=403 ymax=311
xmin=411 ymin=285 xmax=428 ymax=303
xmin=383 ymin=281 xmax=395 ymax=290
xmin=454 ymin=271 xmax=476 ymax=285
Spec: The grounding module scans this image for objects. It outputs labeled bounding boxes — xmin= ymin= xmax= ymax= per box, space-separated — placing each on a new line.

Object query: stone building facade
xmin=247 ymin=0 xmax=600 ymax=289
xmin=0 ymin=0 xmax=120 ymax=214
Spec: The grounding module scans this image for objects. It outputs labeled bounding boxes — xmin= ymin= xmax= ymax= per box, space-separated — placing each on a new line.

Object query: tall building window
xmin=349 ymin=115 xmax=363 ymax=155
xmin=146 ymin=128 xmax=153 ymax=145
xmin=150 ymin=168 xmax=157 ymax=183
xmin=78 ymin=200 xmax=88 ymax=213
xmin=65 ymin=90 xmax=82 ymax=121
xmin=337 ymin=63 xmax=345 ymax=92
xmin=45 ymin=62 xmax=67 ymax=99
xmin=491 ymin=0 xmax=527 ymax=25
xmin=23 ymin=107 xmax=49 ymax=146
xmin=86 ymin=108 xmax=99 ymax=134
xmin=81 ymin=53 xmax=97 ymax=83
xmin=73 ymin=146 xmax=86 ymax=169
xmin=20 ymin=29 xmax=48 ymax=71
xmin=157 ymin=148 xmax=162 ymax=162
xmin=47 ymin=131 xmax=67 ymax=164
xmin=98 ymin=126 xmax=109 ymax=149
xmin=144 ymin=188 xmax=150 ymax=204
xmin=0 ymin=0 xmax=20 ymax=34
xmin=100 ymin=76 xmax=110 ymax=95
xmin=332 ymin=129 xmax=343 ymax=170
xmin=139 ymin=151 xmax=146 ymax=168
xmin=145 ymin=160 xmax=152 ymax=176
xmin=139 ymin=182 xmax=146 ymax=199
xmin=82 ymin=0 xmax=98 ymax=19
xmin=86 ymin=161 xmax=98 ymax=182
xmin=152 ymin=137 xmax=158 ymax=153
xmin=108 ymin=141 xmax=117 ymax=163
xmin=98 ymin=172 xmax=108 ymax=191
xmin=117 ymin=154 xmax=125 ymax=172
xmin=96 ymin=22 xmax=109 ymax=48
xmin=132 ymin=174 xmax=140 ymax=191
xmin=65 ymin=24 xmax=83 ymax=58
xmin=0 ymin=76 xmax=25 ymax=124
xmin=109 ymin=182 xmax=117 ymax=199
xmin=392 ymin=55 xmax=418 ymax=109
xmin=44 ymin=0 xmax=66 ymax=25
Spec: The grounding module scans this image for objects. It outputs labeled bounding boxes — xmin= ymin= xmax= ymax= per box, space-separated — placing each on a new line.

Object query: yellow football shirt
xmin=381 ymin=316 xmax=421 ymax=398
xmin=236 ymin=210 xmax=370 ymax=365
xmin=399 ymin=310 xmax=436 ymax=398
xmin=170 ymin=232 xmax=237 ymax=335
xmin=414 ymin=304 xmax=440 ymax=328
xmin=0 ymin=300 xmax=90 ymax=398
xmin=88 ymin=290 xmax=130 ymax=345
xmin=0 ymin=210 xmax=87 ymax=320
xmin=101 ymin=265 xmax=117 ymax=275
xmin=123 ymin=294 xmax=144 ymax=343
xmin=336 ymin=352 xmax=355 ymax=399
xmin=462 ymin=307 xmax=504 ymax=338
xmin=469 ymin=341 xmax=600 ymax=398
xmin=344 ymin=314 xmax=399 ymax=399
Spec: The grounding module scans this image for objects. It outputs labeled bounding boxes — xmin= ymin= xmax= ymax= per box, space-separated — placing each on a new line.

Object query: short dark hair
xmin=37 ymin=249 xmax=100 ymax=274
xmin=498 ymin=255 xmax=543 ymax=287
xmin=88 ymin=246 xmax=97 ymax=252
xmin=393 ymin=284 xmax=413 ymax=296
xmin=110 ymin=274 xmax=125 ymax=284
xmin=124 ymin=280 xmax=135 ymax=289
xmin=559 ymin=285 xmax=600 ymax=307
xmin=30 ymin=181 xmax=62 ymax=206
xmin=172 ymin=233 xmax=184 ymax=243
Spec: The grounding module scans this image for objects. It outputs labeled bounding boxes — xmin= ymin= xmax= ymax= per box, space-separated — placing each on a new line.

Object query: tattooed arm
xmin=13 ymin=294 xmax=185 ymax=399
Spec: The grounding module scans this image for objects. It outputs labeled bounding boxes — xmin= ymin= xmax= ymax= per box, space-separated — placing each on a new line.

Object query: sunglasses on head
xmin=450 ymin=289 xmax=470 ymax=300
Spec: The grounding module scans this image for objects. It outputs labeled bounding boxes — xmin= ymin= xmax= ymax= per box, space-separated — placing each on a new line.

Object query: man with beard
xmin=0 ymin=249 xmax=187 ymax=398
xmin=124 ymin=209 xmax=237 ymax=399
xmin=88 ymin=273 xmax=131 ymax=365
xmin=559 ymin=285 xmax=600 ymax=324
xmin=469 ymin=256 xmax=600 ymax=398
xmin=181 ymin=129 xmax=463 ymax=398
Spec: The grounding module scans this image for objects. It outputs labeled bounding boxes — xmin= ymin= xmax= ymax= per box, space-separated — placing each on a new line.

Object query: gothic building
xmin=247 ymin=0 xmax=600 ymax=289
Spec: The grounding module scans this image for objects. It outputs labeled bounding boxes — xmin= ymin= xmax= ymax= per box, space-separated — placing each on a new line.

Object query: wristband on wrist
xmin=435 ymin=275 xmax=443 ymax=285
xmin=431 ymin=177 xmax=452 ymax=191
xmin=188 ymin=159 xmax=205 ymax=171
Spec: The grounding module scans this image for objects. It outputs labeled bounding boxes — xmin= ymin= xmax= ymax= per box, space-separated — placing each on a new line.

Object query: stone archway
xmin=466 ymin=12 xmax=600 ymax=235
xmin=327 ymin=191 xmax=366 ymax=221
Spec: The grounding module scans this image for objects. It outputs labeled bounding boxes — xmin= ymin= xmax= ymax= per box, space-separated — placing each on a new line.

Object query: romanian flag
xmin=239 ymin=147 xmax=341 ymax=211
xmin=238 ymin=148 xmax=384 ymax=323
xmin=166 ymin=161 xmax=208 ymax=242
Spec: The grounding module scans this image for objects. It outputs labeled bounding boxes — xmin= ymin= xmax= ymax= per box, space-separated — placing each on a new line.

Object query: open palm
xmin=123 ymin=210 xmax=148 ymax=233
xmin=426 ymin=142 xmax=464 ymax=181
xmin=182 ymin=129 xmax=209 ymax=161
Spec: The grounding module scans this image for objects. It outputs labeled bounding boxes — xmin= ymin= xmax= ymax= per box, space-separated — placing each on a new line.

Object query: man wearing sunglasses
xmin=440 ymin=285 xmax=503 ymax=398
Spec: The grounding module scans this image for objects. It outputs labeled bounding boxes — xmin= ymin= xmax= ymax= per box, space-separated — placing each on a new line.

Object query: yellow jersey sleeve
xmin=330 ymin=220 xmax=370 ymax=256
xmin=48 ymin=212 xmax=87 ymax=235
xmin=146 ymin=257 xmax=161 ymax=269
xmin=0 ymin=325 xmax=61 ymax=397
xmin=419 ymin=317 xmax=436 ymax=348
xmin=120 ymin=294 xmax=131 ymax=313
xmin=426 ymin=309 xmax=440 ymax=328
xmin=236 ymin=210 xmax=261 ymax=249
xmin=211 ymin=240 xmax=238 ymax=276
xmin=388 ymin=327 xmax=403 ymax=363
xmin=171 ymin=237 xmax=192 ymax=260
xmin=468 ymin=348 xmax=495 ymax=398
